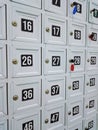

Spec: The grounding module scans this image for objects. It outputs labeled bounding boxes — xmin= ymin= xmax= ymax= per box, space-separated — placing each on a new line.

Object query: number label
xmin=73 ymin=105 xmax=79 ymax=116
xmin=90 ymin=57 xmax=96 ymax=65
xmin=21 ymin=19 xmax=33 ymax=32
xmin=90 ymin=78 xmax=95 ymax=87
xmin=76 ymin=3 xmax=82 ymax=14
xmin=52 ymin=56 xmax=60 ymax=66
xmin=51 ymin=85 xmax=60 ymax=96
xmin=89 ymin=100 xmax=95 ymax=108
xmin=74 ymin=30 xmax=81 ymax=40
xmin=74 ymin=56 xmax=81 ymax=65
xmin=92 ymin=32 xmax=97 ymax=41
xmin=93 ymin=9 xmax=98 ymax=18
xmin=72 ymin=81 xmax=79 ymax=90
xmin=52 ymin=0 xmax=60 ymax=7
xmin=22 ymin=88 xmax=33 ymax=101
xmin=52 ymin=25 xmax=61 ymax=37
xmin=22 ymin=120 xmax=34 ymax=130
xmin=21 ymin=55 xmax=33 ymax=67
xmin=88 ymin=120 xmax=94 ymax=129
xmin=51 ymin=112 xmax=59 ymax=123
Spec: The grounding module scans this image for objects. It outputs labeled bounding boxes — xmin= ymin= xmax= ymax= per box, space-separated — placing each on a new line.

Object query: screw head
xmin=68 ymin=86 xmax=72 ymax=90
xmin=45 ymin=59 xmax=49 ymax=64
xmin=70 ymin=32 xmax=73 ymax=36
xmin=45 ymin=119 xmax=49 ymax=124
xmin=87 ymin=59 xmax=90 ymax=62
xmin=86 ymin=105 xmax=88 ymax=109
xmin=45 ymin=90 xmax=49 ymax=94
xmin=12 ymin=21 xmax=17 ymax=27
xmin=13 ymin=95 xmax=18 ymax=101
xmin=68 ymin=111 xmax=71 ymax=115
xmin=46 ymin=27 xmax=50 ymax=32
xmin=12 ymin=59 xmax=18 ymax=65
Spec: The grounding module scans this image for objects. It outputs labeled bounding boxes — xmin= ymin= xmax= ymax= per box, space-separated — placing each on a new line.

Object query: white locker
xmin=43 ymin=75 xmax=65 ymax=105
xmin=45 ymin=13 xmax=66 ymax=45
xmin=10 ymin=0 xmax=41 ymax=9
xmin=10 ymin=77 xmax=41 ymax=114
xmin=67 ymin=73 xmax=84 ymax=99
xmin=0 ymin=3 xmax=6 ymax=40
xmin=10 ymin=42 xmax=41 ymax=77
xmin=0 ymin=43 xmax=6 ymax=79
xmin=67 ymin=48 xmax=85 ymax=72
xmin=68 ymin=0 xmax=86 ymax=21
xmin=86 ymin=49 xmax=98 ymax=71
xmin=84 ymin=93 xmax=97 ymax=116
xmin=84 ymin=114 xmax=96 ymax=130
xmin=42 ymin=104 xmax=64 ymax=130
xmin=45 ymin=0 xmax=66 ymax=15
xmin=87 ymin=24 xmax=98 ymax=47
xmin=67 ymin=97 xmax=83 ymax=125
xmin=0 ymin=119 xmax=7 ymax=130
xmin=0 ymin=80 xmax=7 ymax=116
xmin=88 ymin=0 xmax=98 ymax=24
xmin=68 ymin=20 xmax=85 ymax=46
xmin=68 ymin=120 xmax=82 ymax=130
xmin=10 ymin=3 xmax=41 ymax=43
xmin=44 ymin=45 xmax=66 ymax=75
xmin=11 ymin=109 xmax=40 ymax=130
xmin=85 ymin=72 xmax=98 ymax=94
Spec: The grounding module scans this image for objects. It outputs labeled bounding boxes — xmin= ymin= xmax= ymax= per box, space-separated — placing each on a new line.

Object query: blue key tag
xmin=73 ymin=6 xmax=77 ymax=14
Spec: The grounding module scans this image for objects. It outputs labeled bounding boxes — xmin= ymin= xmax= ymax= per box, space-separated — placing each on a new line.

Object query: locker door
xmin=10 ymin=42 xmax=41 ymax=77
xmin=67 ymin=98 xmax=83 ymax=125
xmin=44 ymin=45 xmax=66 ymax=75
xmin=45 ymin=14 xmax=66 ymax=45
xmin=10 ymin=0 xmax=41 ymax=9
xmin=85 ymin=73 xmax=98 ymax=94
xmin=89 ymin=0 xmax=98 ymax=24
xmin=68 ymin=20 xmax=85 ymax=46
xmin=67 ymin=74 xmax=84 ymax=99
xmin=10 ymin=4 xmax=41 ymax=43
xmin=84 ymin=93 xmax=97 ymax=116
xmin=12 ymin=110 xmax=40 ymax=130
xmin=43 ymin=75 xmax=65 ymax=105
xmin=68 ymin=48 xmax=85 ymax=72
xmin=68 ymin=121 xmax=82 ymax=130
xmin=10 ymin=77 xmax=41 ymax=114
xmin=0 ymin=80 xmax=7 ymax=116
xmin=68 ymin=0 xmax=86 ymax=21
xmin=84 ymin=114 xmax=96 ymax=130
xmin=0 ymin=119 xmax=7 ymax=130
xmin=0 ymin=43 xmax=6 ymax=79
xmin=87 ymin=24 xmax=98 ymax=47
xmin=86 ymin=49 xmax=98 ymax=71
xmin=45 ymin=0 xmax=66 ymax=15
xmin=0 ymin=4 xmax=6 ymax=40
xmin=42 ymin=104 xmax=64 ymax=130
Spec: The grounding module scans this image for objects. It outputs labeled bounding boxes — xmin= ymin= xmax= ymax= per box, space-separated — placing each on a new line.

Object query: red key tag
xmin=70 ymin=64 xmax=74 ymax=71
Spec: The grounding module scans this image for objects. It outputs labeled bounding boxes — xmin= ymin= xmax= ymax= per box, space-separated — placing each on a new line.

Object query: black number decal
xmin=76 ymin=3 xmax=82 ymax=14
xmin=72 ymin=81 xmax=79 ymax=90
xmin=89 ymin=100 xmax=95 ymax=108
xmin=52 ymin=25 xmax=61 ymax=37
xmin=74 ymin=56 xmax=81 ymax=65
xmin=93 ymin=9 xmax=98 ymax=18
xmin=21 ymin=55 xmax=33 ymax=67
xmin=52 ymin=56 xmax=60 ymax=66
xmin=92 ymin=32 xmax=97 ymax=41
xmin=74 ymin=30 xmax=81 ymax=40
xmin=73 ymin=105 xmax=79 ymax=116
xmin=21 ymin=19 xmax=33 ymax=32
xmin=22 ymin=88 xmax=33 ymax=101
xmin=52 ymin=0 xmax=60 ymax=7
xmin=88 ymin=120 xmax=94 ymax=129
xmin=90 ymin=57 xmax=96 ymax=65
xmin=51 ymin=85 xmax=60 ymax=96
xmin=51 ymin=112 xmax=59 ymax=123
xmin=22 ymin=120 xmax=34 ymax=130
xmin=90 ymin=78 xmax=95 ymax=87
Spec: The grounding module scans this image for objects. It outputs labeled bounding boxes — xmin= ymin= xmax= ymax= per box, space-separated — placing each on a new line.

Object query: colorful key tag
xmin=73 ymin=6 xmax=77 ymax=14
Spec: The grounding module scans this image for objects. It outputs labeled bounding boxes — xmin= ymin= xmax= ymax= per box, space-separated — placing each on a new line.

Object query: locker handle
xmin=45 ymin=119 xmax=49 ymax=124
xmin=13 ymin=95 xmax=19 ymax=101
xmin=12 ymin=59 xmax=18 ymax=65
xmin=45 ymin=59 xmax=49 ymax=64
xmin=12 ymin=21 xmax=17 ymax=27
xmin=46 ymin=27 xmax=50 ymax=32
xmin=45 ymin=89 xmax=49 ymax=94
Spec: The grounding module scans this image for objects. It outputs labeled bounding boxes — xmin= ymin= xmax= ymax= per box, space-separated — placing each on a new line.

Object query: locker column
xmin=8 ymin=1 xmax=42 ymax=130
xmin=42 ymin=1 xmax=66 ymax=130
